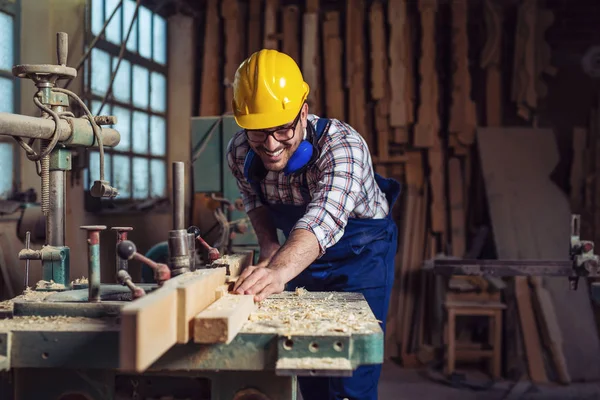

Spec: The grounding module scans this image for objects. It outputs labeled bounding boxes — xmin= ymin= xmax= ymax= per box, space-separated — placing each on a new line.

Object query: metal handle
xmin=57 ymin=32 xmax=68 ymax=66
xmin=24 ymin=231 xmax=31 ymax=287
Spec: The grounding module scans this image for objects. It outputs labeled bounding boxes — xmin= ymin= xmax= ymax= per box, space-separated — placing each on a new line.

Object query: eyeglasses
xmin=245 ymin=113 xmax=301 ymax=144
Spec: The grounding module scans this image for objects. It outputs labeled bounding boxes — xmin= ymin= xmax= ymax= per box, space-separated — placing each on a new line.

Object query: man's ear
xmin=301 ymin=102 xmax=309 ymax=127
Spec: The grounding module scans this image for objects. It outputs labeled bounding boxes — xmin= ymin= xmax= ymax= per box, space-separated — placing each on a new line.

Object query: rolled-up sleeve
xmin=226 ymin=135 xmax=263 ymax=213
xmin=292 ymin=135 xmax=365 ymax=256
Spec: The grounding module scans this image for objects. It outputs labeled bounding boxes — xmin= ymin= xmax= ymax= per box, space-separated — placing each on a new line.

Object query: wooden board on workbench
xmin=193 ymin=294 xmax=256 ymax=344
xmin=477 ymin=127 xmax=600 ymax=382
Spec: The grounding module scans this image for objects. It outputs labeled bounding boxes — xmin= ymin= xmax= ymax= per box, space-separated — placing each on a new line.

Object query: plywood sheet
xmin=477 ymin=127 xmax=600 ymax=382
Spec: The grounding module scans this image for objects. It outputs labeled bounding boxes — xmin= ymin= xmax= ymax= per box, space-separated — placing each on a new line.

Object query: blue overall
xmin=249 ymin=119 xmax=401 ymax=400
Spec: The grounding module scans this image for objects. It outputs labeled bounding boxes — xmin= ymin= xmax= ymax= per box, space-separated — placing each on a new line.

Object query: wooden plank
xmin=247 ymin=0 xmax=262 ymax=55
xmin=322 ymin=11 xmax=345 ymax=120
xmin=346 ymin=0 xmax=369 ymax=145
xmin=120 ymin=287 xmax=178 ymax=372
xmin=263 ymin=0 xmax=279 ymax=49
xmin=570 ymin=127 xmax=587 ymax=211
xmin=199 ymin=0 xmax=221 ymax=116
xmin=388 ymin=0 xmax=411 ymax=137
xmin=167 ymin=268 xmax=228 ymax=344
xmin=481 ymin=0 xmax=503 ymax=126
xmin=282 ymin=5 xmax=300 ymax=65
xmin=414 ymin=0 xmax=439 ymax=148
xmin=222 ymin=0 xmax=245 ymax=110
xmin=302 ymin=0 xmax=320 ymax=114
xmin=449 ymin=158 xmax=465 ymax=257
xmin=193 ymin=294 xmax=257 ymax=344
xmin=477 ymin=127 xmax=600 ymax=381
xmin=429 ymin=135 xmax=445 ymax=234
xmin=211 ymin=251 xmax=253 ymax=277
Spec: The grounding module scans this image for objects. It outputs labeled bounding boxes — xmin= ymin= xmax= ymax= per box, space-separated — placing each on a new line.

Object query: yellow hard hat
xmin=232 ymin=49 xmax=310 ymax=130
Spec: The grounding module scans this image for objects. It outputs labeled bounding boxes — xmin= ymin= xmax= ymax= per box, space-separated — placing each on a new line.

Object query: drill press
xmin=0 ymin=32 xmax=120 ymax=290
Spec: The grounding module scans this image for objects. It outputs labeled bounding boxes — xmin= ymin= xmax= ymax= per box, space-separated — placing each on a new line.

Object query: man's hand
xmin=233 ymin=266 xmax=285 ymax=302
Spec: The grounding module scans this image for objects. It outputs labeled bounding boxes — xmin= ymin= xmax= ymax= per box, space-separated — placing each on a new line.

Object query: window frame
xmin=0 ymin=0 xmax=21 ymax=199
xmin=83 ymin=0 xmax=169 ymax=210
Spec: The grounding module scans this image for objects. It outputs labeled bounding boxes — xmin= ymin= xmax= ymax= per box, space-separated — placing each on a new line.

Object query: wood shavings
xmin=241 ymin=292 xmax=381 ymax=336
xmin=71 ymin=277 xmax=88 ymax=285
xmin=35 ymin=280 xmax=66 ymax=291
xmin=0 ymin=316 xmax=119 ymax=332
xmin=294 ymin=287 xmax=307 ymax=296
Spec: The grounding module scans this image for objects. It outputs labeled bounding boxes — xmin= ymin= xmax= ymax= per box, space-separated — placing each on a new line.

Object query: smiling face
xmin=246 ymin=103 xmax=309 ymax=172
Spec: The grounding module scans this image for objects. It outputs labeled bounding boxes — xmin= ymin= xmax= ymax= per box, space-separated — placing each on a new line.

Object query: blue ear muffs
xmin=243 ymin=118 xmax=330 ymax=184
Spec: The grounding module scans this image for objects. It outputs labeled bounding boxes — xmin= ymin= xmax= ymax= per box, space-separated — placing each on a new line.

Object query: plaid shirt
xmin=226 ymin=114 xmax=389 ymax=256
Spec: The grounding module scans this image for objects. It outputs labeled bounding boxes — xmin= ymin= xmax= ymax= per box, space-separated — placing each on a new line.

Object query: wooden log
xmin=481 ymin=0 xmax=503 ymax=126
xmin=120 ymin=287 xmax=179 ymax=372
xmin=222 ymin=0 xmax=244 ymax=109
xmin=303 ymin=0 xmax=320 ymax=114
xmin=282 ymin=5 xmax=300 ymax=65
xmin=247 ymin=0 xmax=262 ymax=55
xmin=346 ymin=0 xmax=369 ymax=146
xmin=199 ymin=0 xmax=221 ymax=116
xmin=414 ymin=0 xmax=439 ymax=148
xmin=263 ymin=0 xmax=279 ymax=49
xmin=193 ymin=294 xmax=257 ymax=344
xmin=322 ymin=11 xmax=345 ymax=120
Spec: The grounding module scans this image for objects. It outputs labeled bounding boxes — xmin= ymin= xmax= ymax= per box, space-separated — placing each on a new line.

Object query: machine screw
xmin=187 ymin=225 xmax=220 ymax=262
xmin=111 ymin=227 xmax=133 ymax=272
xmin=117 ymin=240 xmax=171 ymax=286
xmin=80 ymin=225 xmax=107 ymax=303
xmin=117 ymin=269 xmax=146 ymax=300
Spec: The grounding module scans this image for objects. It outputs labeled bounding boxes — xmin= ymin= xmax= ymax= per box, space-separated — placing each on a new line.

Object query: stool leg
xmin=492 ymin=310 xmax=502 ymax=378
xmin=447 ymin=309 xmax=456 ymax=375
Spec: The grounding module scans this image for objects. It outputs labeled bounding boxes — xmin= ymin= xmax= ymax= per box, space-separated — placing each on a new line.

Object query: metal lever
xmin=24 ymin=231 xmax=31 ymax=287
xmin=117 ymin=269 xmax=146 ymax=299
xmin=57 ymin=32 xmax=68 ymax=66
xmin=117 ymin=240 xmax=171 ymax=286
xmin=187 ymin=225 xmax=220 ymax=262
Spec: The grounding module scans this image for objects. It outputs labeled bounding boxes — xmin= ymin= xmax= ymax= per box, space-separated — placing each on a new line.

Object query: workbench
xmin=0 ymin=291 xmax=383 ymax=400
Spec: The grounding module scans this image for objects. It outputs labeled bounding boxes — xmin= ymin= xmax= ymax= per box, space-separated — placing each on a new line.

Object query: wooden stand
xmin=444 ymin=300 xmax=505 ymax=379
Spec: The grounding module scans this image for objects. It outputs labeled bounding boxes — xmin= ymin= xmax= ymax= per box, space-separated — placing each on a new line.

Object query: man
xmin=226 ymin=49 xmax=400 ymax=400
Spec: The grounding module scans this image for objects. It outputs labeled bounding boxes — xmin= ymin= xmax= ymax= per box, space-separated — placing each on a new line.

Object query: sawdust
xmin=241 ymin=291 xmax=381 ymax=336
xmin=295 ymin=287 xmax=307 ymax=296
xmin=0 ymin=287 xmax=54 ymax=314
xmin=35 ymin=280 xmax=66 ymax=291
xmin=71 ymin=277 xmax=88 ymax=285
xmin=0 ymin=315 xmax=119 ymax=331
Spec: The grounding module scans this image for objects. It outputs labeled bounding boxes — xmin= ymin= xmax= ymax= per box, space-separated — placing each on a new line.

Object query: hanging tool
xmin=187 ymin=225 xmax=220 ymax=262
xmin=117 ymin=240 xmax=171 ymax=286
xmin=111 ymin=227 xmax=133 ymax=272
xmin=116 ymin=269 xmax=146 ymax=299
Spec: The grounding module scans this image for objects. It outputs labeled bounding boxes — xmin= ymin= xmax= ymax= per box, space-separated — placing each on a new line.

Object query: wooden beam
xmin=449 ymin=158 xmax=466 ymax=257
xmin=282 ymin=5 xmax=300 ymax=65
xmin=302 ymin=0 xmax=320 ymax=114
xmin=199 ymin=0 xmax=221 ymax=116
xmin=120 ymin=287 xmax=179 ymax=372
xmin=211 ymin=250 xmax=253 ymax=278
xmin=222 ymin=0 xmax=245 ymax=110
xmin=322 ymin=11 xmax=344 ymax=120
xmin=263 ymin=0 xmax=279 ymax=49
xmin=193 ymin=294 xmax=257 ymax=344
xmin=481 ymin=0 xmax=503 ymax=126
xmin=247 ymin=0 xmax=263 ymax=55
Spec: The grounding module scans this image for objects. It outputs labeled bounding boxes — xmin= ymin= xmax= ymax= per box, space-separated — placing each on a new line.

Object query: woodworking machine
xmin=426 ymin=215 xmax=600 ymax=296
xmin=0 ymin=33 xmax=385 ymax=400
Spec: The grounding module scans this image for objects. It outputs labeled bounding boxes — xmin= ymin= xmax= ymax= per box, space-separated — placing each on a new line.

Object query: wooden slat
xmin=388 ymin=0 xmax=411 ymax=141
xmin=263 ymin=0 xmax=279 ymax=49
xmin=120 ymin=287 xmax=179 ymax=372
xmin=370 ymin=0 xmax=390 ymax=160
xmin=193 ymin=294 xmax=257 ymax=344
xmin=481 ymin=0 xmax=503 ymax=126
xmin=199 ymin=0 xmax=221 ymax=116
xmin=211 ymin=251 xmax=253 ymax=278
xmin=449 ymin=158 xmax=465 ymax=257
xmin=414 ymin=0 xmax=439 ymax=148
xmin=222 ymin=0 xmax=244 ymax=109
xmin=282 ymin=5 xmax=300 ymax=65
xmin=247 ymin=0 xmax=263 ymax=55
xmin=322 ymin=11 xmax=345 ymax=121
xmin=302 ymin=0 xmax=320 ymax=114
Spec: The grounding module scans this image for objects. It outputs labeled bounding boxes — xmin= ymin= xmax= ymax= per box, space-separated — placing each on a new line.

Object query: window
xmin=0 ymin=2 xmax=19 ymax=200
xmin=84 ymin=0 xmax=168 ymax=204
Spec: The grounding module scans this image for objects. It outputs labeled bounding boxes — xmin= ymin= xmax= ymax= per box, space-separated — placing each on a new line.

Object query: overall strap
xmin=250 ymin=180 xmax=268 ymax=205
xmin=298 ymin=117 xmax=331 ymax=204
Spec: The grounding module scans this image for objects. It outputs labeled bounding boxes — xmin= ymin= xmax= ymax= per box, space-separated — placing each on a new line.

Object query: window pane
xmin=90 ymin=99 xmax=104 ymax=115
xmin=0 ymin=11 xmax=14 ymax=71
xmin=132 ymin=157 xmax=149 ymax=199
xmin=132 ymin=64 xmax=149 ymax=108
xmin=149 ymin=115 xmax=166 ymax=156
xmin=113 ymin=154 xmax=131 ymax=198
xmin=91 ymin=0 xmax=104 ymax=37
xmin=153 ymin=14 xmax=167 ymax=65
xmin=123 ymin=0 xmax=138 ymax=52
xmin=138 ymin=6 xmax=152 ymax=59
xmin=0 ymin=143 xmax=13 ymax=198
xmin=150 ymin=159 xmax=166 ymax=197
xmin=112 ymin=106 xmax=131 ymax=151
xmin=91 ymin=48 xmax=111 ymax=96
xmin=132 ymin=111 xmax=149 ymax=154
xmin=0 ymin=77 xmax=14 ymax=113
xmin=105 ymin=0 xmax=122 ymax=45
xmin=112 ymin=57 xmax=131 ymax=103
xmin=89 ymin=151 xmax=112 ymax=187
xmin=150 ymin=72 xmax=166 ymax=112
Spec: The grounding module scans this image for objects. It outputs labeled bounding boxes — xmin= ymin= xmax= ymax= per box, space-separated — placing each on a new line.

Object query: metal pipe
xmin=47 ymin=170 xmax=65 ymax=246
xmin=172 ymin=162 xmax=185 ymax=230
xmin=80 ymin=225 xmax=107 ymax=302
xmin=188 ymin=232 xmax=196 ymax=271
xmin=168 ymin=229 xmax=190 ymax=276
xmin=0 ymin=113 xmax=120 ymax=147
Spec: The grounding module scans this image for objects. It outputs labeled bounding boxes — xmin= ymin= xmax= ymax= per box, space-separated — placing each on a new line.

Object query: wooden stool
xmin=444 ymin=300 xmax=506 ymax=379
